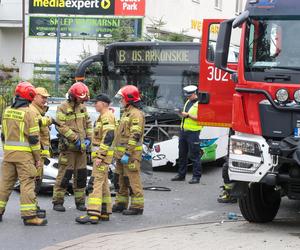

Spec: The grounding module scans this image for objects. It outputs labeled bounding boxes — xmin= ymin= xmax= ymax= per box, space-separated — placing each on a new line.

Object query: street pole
xmin=55 ymin=17 xmax=61 ymax=96
xmin=22 ymin=0 xmax=25 ymax=63
xmin=134 ymin=19 xmax=139 ymax=38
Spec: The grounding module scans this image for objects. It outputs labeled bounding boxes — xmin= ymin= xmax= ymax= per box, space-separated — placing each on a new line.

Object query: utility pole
xmin=55 ymin=16 xmax=61 ymax=96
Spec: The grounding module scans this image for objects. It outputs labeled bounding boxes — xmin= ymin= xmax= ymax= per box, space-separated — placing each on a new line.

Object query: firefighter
xmin=52 ymin=82 xmax=92 ymax=212
xmin=0 ymin=82 xmax=47 ymax=226
xmin=171 ymin=85 xmax=202 ymax=184
xmin=76 ymin=94 xmax=115 ymax=224
xmin=217 ymin=160 xmax=237 ymax=203
xmin=112 ymin=85 xmax=145 ymax=216
xmin=29 ymin=87 xmax=52 ymax=218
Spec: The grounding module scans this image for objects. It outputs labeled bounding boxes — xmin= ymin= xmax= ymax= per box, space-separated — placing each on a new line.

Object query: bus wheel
xmin=239 ymin=183 xmax=281 ymax=223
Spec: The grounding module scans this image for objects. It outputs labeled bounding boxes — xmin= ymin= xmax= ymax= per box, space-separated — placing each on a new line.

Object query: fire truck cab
xmin=199 ymin=0 xmax=300 ymax=222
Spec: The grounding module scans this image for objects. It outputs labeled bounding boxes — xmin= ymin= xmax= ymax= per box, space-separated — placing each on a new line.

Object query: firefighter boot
xmin=53 ymin=204 xmax=66 ymax=212
xmin=75 ymin=215 xmax=99 ymax=224
xmin=122 ymin=208 xmax=143 ymax=215
xmin=100 ymin=213 xmax=110 ymax=221
xmin=76 ymin=203 xmax=86 ymax=211
xmin=36 ymin=206 xmax=46 ymax=219
xmin=217 ymin=186 xmax=237 ymax=203
xmin=23 ymin=217 xmax=48 ymax=226
xmin=112 ymin=203 xmax=127 ymax=213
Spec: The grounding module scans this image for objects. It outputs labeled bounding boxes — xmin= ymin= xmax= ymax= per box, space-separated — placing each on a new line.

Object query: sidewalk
xmin=43 ymin=219 xmax=300 ymax=250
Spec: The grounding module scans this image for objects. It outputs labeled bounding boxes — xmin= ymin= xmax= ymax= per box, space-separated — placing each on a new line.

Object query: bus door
xmin=198 ymin=19 xmax=238 ymax=127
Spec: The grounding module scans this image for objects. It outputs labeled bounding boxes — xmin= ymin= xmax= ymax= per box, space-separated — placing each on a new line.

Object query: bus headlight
xmin=276 ymin=89 xmax=289 ymax=103
xmin=294 ymin=90 xmax=300 ymax=104
xmin=230 ymin=139 xmax=261 ymax=157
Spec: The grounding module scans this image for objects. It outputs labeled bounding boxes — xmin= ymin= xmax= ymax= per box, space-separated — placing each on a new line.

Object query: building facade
xmin=0 ymin=0 xmax=245 ymax=68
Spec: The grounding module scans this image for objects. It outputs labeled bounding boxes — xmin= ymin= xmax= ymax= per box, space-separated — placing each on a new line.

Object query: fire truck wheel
xmin=239 ymin=183 xmax=281 ymax=223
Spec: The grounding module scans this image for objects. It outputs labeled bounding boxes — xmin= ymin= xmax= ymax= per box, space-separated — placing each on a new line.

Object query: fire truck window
xmin=207 ymin=23 xmax=239 ymax=63
xmin=246 ymin=19 xmax=300 ymax=72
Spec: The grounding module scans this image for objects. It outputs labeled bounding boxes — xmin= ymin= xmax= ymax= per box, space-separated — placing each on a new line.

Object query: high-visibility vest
xmin=181 ymin=100 xmax=202 ymax=132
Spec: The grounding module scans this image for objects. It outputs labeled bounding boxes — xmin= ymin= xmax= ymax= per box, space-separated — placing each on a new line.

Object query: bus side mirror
xmin=215 ymin=19 xmax=236 ymax=74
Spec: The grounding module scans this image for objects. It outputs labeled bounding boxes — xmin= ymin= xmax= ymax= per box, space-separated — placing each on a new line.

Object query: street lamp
xmin=55 ymin=16 xmax=61 ymax=96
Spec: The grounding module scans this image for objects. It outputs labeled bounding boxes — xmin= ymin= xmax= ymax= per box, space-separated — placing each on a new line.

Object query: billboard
xmin=28 ymin=16 xmax=143 ymax=39
xmin=29 ymin=0 xmax=146 ymax=16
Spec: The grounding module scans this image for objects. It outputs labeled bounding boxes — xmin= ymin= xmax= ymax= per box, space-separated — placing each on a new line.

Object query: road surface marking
xmin=186 ymin=210 xmax=215 ymax=220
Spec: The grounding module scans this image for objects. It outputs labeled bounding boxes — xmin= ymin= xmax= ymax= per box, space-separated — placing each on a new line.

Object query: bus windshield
xmin=104 ymin=65 xmax=198 ymax=110
xmin=102 ymin=43 xmax=199 ymax=111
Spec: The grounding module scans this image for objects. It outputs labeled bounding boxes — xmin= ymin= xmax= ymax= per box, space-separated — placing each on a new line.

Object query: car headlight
xmin=276 ymin=89 xmax=289 ymax=103
xmin=230 ymin=139 xmax=261 ymax=157
xmin=294 ymin=90 xmax=300 ymax=103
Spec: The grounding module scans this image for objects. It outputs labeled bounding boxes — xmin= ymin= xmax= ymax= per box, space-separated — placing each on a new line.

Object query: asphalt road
xmin=1 ymin=156 xmax=300 ymax=250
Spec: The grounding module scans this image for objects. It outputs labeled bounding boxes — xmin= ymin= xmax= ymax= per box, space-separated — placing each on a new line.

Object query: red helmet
xmin=68 ymin=82 xmax=90 ymax=102
xmin=116 ymin=85 xmax=141 ymax=103
xmin=15 ymin=82 xmax=36 ymax=101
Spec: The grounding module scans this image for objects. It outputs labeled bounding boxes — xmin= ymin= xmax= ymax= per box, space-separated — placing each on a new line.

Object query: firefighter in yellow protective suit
xmin=29 ymin=87 xmax=52 ymax=218
xmin=112 ymin=85 xmax=145 ymax=216
xmin=0 ymin=82 xmax=47 ymax=226
xmin=52 ymin=82 xmax=92 ymax=212
xmin=76 ymin=94 xmax=115 ymax=224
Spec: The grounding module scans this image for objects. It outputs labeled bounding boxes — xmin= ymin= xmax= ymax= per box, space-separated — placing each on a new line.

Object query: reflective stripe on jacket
xmin=56 ymin=100 xmax=92 ymax=147
xmin=92 ymin=110 xmax=116 ymax=164
xmin=2 ymin=106 xmax=41 ymax=162
xmin=29 ymin=103 xmax=51 ymax=157
xmin=113 ymin=105 xmax=145 ymax=161
xmin=181 ymin=100 xmax=202 ymax=132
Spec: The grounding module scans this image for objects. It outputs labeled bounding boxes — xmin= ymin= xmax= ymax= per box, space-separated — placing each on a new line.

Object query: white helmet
xmin=183 ymin=85 xmax=198 ymax=97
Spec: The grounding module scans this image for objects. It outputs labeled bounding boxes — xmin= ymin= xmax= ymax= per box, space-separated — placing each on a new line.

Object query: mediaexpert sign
xmin=29 ymin=16 xmax=143 ymax=39
xmin=29 ymin=0 xmax=146 ymax=16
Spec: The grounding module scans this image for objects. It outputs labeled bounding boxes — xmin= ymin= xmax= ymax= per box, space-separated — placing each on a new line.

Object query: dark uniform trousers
xmin=178 ymin=130 xmax=201 ymax=179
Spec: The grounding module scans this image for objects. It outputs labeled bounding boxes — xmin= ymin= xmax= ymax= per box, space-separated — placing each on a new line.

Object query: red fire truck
xmin=199 ymin=0 xmax=300 ymax=222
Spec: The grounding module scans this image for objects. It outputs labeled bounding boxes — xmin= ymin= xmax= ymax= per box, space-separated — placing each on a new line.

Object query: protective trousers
xmin=53 ymin=151 xmax=87 ymax=205
xmin=115 ymin=161 xmax=144 ymax=209
xmin=0 ymin=160 xmax=38 ymax=219
xmin=35 ymin=157 xmax=45 ymax=194
xmin=87 ymin=162 xmax=112 ymax=217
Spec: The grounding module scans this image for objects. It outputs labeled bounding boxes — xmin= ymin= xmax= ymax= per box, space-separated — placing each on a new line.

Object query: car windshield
xmin=246 ymin=19 xmax=300 ymax=71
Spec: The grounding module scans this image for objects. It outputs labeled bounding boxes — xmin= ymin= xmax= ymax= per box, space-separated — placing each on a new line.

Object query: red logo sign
xmin=115 ymin=0 xmax=146 ymax=16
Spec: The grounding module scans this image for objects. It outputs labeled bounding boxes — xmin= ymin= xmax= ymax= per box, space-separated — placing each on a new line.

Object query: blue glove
xmin=120 ymin=153 xmax=130 ymax=165
xmin=74 ymin=139 xmax=81 ymax=150
xmin=84 ymin=138 xmax=91 ymax=147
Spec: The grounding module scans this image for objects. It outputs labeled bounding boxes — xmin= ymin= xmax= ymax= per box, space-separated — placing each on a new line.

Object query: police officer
xmin=52 ymin=82 xmax=92 ymax=212
xmin=76 ymin=94 xmax=115 ymax=224
xmin=0 ymin=82 xmax=47 ymax=226
xmin=112 ymin=85 xmax=145 ymax=215
xmin=171 ymin=85 xmax=202 ymax=184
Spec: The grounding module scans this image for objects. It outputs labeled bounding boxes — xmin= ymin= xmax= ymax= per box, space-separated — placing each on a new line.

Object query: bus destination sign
xmin=115 ymin=48 xmax=199 ymax=65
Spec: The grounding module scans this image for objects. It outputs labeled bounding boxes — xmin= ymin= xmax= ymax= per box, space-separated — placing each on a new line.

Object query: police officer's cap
xmin=95 ymin=94 xmax=111 ymax=104
xmin=183 ymin=85 xmax=198 ymax=96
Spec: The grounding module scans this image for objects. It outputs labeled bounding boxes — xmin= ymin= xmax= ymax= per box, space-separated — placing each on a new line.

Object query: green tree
xmin=99 ymin=19 xmax=141 ymax=46
xmin=59 ymin=49 xmax=102 ymax=99
xmin=145 ymin=17 xmax=191 ymax=42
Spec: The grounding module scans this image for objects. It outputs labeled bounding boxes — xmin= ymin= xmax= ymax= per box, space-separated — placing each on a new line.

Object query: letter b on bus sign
xmin=115 ymin=0 xmax=146 ymax=16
